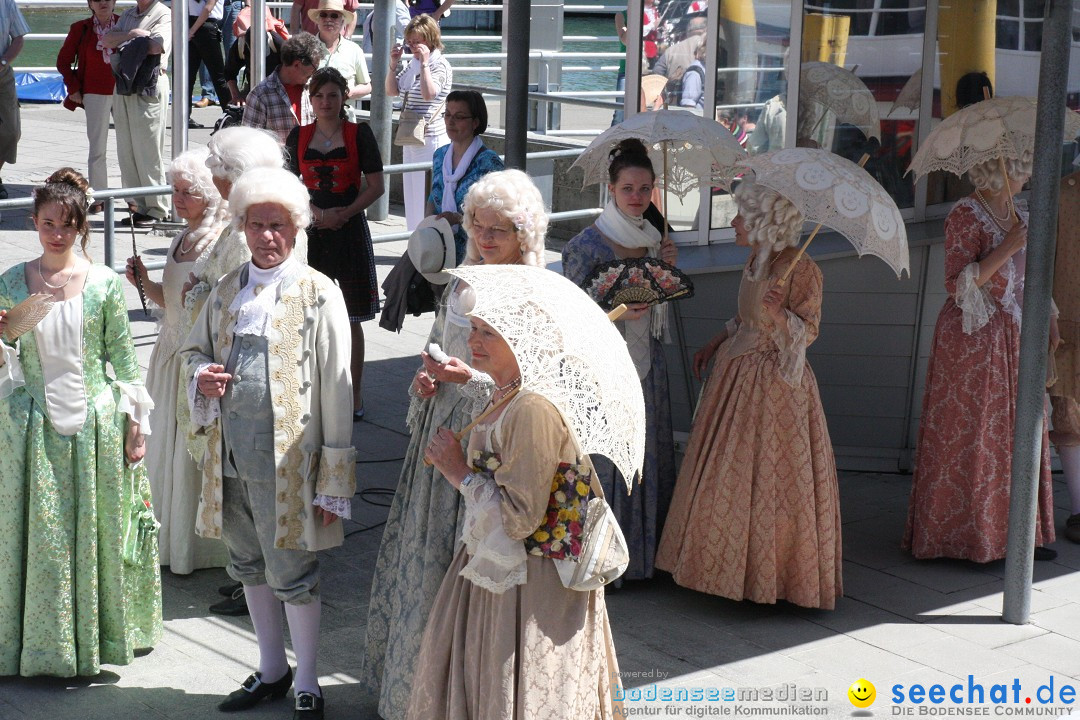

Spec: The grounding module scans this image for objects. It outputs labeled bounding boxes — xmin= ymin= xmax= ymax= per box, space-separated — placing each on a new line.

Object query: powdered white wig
xmin=229 ymin=168 xmax=312 ymax=242
xmin=168 ymin=147 xmax=230 ymax=250
xmin=733 ymin=178 xmax=804 ymax=280
xmin=967 ymin=150 xmax=1033 ymax=193
xmin=461 ymin=169 xmax=548 ymax=267
xmin=206 ymin=126 xmax=285 ymax=184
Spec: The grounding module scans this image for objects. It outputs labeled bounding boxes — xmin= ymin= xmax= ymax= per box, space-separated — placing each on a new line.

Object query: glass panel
xmin=999 ymin=0 xmax=1020 ymax=17
xmin=709 ymin=0 xmax=793 ymax=230
xmin=1024 ymin=20 xmax=1043 ymax=52
xmin=1024 ymin=0 xmax=1046 ymax=18
xmin=996 ymin=20 xmax=1020 ymax=50
xmin=792 ymin=0 xmax=921 ymax=211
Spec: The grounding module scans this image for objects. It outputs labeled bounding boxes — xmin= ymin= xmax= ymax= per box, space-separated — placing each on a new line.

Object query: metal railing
xmin=0 ymin=149 xmax=596 ymax=273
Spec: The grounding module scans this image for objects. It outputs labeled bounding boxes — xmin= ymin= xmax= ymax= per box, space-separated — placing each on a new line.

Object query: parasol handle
xmin=422 ymin=387 xmax=521 ymax=467
xmin=608 ymin=303 xmax=629 ymax=322
xmin=980 ymin=87 xmax=1017 ymax=224
xmin=776 ymin=153 xmax=871 ymax=287
xmin=662 ymin=139 xmax=670 ymax=245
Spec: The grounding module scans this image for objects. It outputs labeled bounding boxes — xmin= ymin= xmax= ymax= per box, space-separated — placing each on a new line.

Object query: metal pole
xmin=251 ymin=0 xmax=267 ymax=88
xmin=504 ymin=0 xmax=530 ymax=169
xmin=171 ymin=0 xmax=189 ymax=156
xmin=368 ymin=0 xmax=395 ymax=221
xmin=1002 ymin=0 xmax=1072 ymax=625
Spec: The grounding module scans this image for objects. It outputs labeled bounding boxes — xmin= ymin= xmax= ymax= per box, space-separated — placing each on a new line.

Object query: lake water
xmin=22 ymin=11 xmax=621 ymax=93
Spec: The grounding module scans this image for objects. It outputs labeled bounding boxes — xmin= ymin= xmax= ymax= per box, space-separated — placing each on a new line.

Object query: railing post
xmin=504 ymin=0 xmax=530 ymax=169
xmin=103 ymin=203 xmax=116 ymax=269
xmin=537 ymin=59 xmax=549 ymax=134
xmin=368 ymin=0 xmax=395 ymax=221
xmin=251 ymin=0 xmax=267 ymax=88
xmin=171 ymin=0 xmax=190 ymax=157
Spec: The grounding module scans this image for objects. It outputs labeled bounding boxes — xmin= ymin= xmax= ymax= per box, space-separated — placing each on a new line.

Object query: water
xmin=23 ymin=11 xmax=621 ymax=92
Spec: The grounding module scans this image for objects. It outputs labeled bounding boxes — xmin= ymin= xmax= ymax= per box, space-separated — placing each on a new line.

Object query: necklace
xmin=37 ymin=258 xmax=76 ymax=291
xmin=314 ymin=124 xmax=339 ymax=149
xmin=494 ymin=375 xmax=522 ymax=394
xmin=177 ymin=228 xmax=200 ymax=255
xmin=975 ymin=188 xmax=1012 ymax=223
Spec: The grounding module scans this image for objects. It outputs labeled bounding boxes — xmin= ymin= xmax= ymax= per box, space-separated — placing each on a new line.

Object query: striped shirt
xmin=0 ymin=0 xmax=30 ymax=57
xmin=396 ymin=51 xmax=451 ymax=138
xmin=112 ymin=0 xmax=172 ymax=70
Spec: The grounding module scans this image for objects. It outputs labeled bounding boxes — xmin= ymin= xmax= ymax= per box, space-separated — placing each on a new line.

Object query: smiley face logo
xmin=848 ymin=678 xmax=876 ymax=708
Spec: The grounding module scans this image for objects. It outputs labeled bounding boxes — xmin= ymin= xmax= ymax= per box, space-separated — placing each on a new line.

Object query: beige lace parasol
xmin=799 ymin=61 xmax=881 ymax=141
xmin=447 ymin=265 xmax=646 ymax=490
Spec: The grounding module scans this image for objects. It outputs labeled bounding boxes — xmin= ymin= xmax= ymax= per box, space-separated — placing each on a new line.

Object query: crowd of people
xmin=0 ymin=4 xmax=1075 ymax=720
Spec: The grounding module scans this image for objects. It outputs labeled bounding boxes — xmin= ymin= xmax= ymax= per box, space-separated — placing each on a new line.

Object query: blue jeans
xmin=221 ymin=0 xmax=243 ymax=55
xmin=611 ymin=72 xmax=626 ymax=126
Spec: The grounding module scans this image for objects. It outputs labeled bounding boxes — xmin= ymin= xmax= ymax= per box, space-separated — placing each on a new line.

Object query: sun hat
xmin=408 ymin=216 xmax=457 ymax=284
xmin=308 ymin=0 xmax=355 ymax=27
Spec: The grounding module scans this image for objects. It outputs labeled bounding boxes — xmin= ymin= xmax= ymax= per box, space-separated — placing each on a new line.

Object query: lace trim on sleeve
xmin=312 ymin=494 xmax=352 ymax=520
xmin=458 ymin=370 xmax=495 ymax=417
xmin=0 ymin=340 xmax=24 ymax=399
xmin=188 ymin=362 xmax=221 ymax=427
xmin=770 ymin=311 xmax=809 ymax=387
xmin=955 ymin=262 xmax=996 ymax=334
xmin=113 ymin=380 xmax=155 ymax=436
xmin=458 ymin=473 xmax=528 ymax=594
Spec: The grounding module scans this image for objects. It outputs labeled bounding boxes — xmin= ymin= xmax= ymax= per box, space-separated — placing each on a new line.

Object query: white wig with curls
xmin=462 ymin=169 xmax=548 ymax=267
xmin=169 ymin=147 xmax=230 ymax=251
xmin=229 ymin=169 xmax=312 ymax=257
xmin=206 ymin=126 xmax=285 ymax=184
xmin=734 ymin=178 xmax=804 ymax=280
xmin=967 ymin=150 xmax=1033 ymax=193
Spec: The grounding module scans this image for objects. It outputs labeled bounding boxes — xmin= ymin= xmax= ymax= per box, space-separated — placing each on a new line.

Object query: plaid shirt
xmin=241 ymin=69 xmax=313 ymax=143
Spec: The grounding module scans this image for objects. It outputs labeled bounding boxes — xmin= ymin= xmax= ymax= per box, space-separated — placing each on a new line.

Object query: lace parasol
xmin=735 ymin=148 xmax=909 ymax=279
xmin=570 ymin=109 xmax=746 ymax=199
xmin=908 ymin=96 xmax=1080 ymax=179
xmin=447 ymin=265 xmax=646 ymax=490
xmin=799 ymin=62 xmax=881 ymax=141
xmin=888 ymin=68 xmax=921 ymax=116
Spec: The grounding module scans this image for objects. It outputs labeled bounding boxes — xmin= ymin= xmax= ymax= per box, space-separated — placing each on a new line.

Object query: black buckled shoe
xmin=218 ymin=667 xmax=293 ymax=712
xmin=209 ymin=584 xmax=249 ymax=616
xmin=293 ymin=690 xmax=324 ymax=720
xmin=218 ymin=580 xmax=243 ymax=597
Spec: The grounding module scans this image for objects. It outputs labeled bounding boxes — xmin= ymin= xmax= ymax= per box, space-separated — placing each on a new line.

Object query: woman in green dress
xmin=0 ymin=168 xmax=162 ymax=677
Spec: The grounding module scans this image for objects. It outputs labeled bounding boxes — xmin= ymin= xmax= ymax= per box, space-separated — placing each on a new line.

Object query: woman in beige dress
xmin=655 ymin=177 xmax=842 ymax=610
xmin=411 ymin=314 xmax=621 ymax=720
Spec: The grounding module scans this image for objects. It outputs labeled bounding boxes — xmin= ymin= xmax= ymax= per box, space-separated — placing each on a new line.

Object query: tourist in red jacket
xmin=57 ymin=0 xmax=120 ymax=212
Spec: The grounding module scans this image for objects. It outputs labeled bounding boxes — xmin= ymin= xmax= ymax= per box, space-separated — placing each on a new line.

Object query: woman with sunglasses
xmin=386 ymin=13 xmax=452 ymax=230
xmin=424 ymin=90 xmax=502 ymax=261
xmin=309 ymin=0 xmax=371 ymax=112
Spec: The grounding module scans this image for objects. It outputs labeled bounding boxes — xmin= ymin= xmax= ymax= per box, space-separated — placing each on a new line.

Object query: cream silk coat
xmin=181 ymin=263 xmax=356 ymax=552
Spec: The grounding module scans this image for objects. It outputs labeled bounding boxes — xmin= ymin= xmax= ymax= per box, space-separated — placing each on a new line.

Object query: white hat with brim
xmin=308 ymin=0 xmax=356 ymax=27
xmin=408 ymin=216 xmax=457 ymax=285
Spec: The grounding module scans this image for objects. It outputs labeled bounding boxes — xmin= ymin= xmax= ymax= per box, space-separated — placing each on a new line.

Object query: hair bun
xmin=609 ymin=138 xmax=650 ymax=163
xmin=45 ymin=167 xmax=90 ymax=195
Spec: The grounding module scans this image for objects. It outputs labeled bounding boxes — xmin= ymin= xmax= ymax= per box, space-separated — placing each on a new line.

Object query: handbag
xmin=394 ymin=90 xmax=427 ymax=147
xmin=393 ymin=89 xmax=446 ymax=147
xmin=553 ymin=462 xmax=629 ymax=591
xmin=121 ymin=463 xmax=160 ymax=567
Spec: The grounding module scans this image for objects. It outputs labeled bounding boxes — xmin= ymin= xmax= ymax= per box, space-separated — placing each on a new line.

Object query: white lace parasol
xmin=570 ymin=109 xmax=747 ymax=199
xmin=908 ymin=96 xmax=1080 ymax=179
xmin=735 ymin=148 xmax=909 ymax=278
xmin=888 ymin=68 xmax=921 ymax=116
xmin=447 ymin=265 xmax=646 ymax=490
xmin=799 ymin=62 xmax=881 ymax=141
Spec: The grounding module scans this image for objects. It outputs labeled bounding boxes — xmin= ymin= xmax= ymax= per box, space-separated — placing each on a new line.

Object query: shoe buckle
xmin=295 ymin=692 xmax=319 ymax=710
xmin=241 ymin=674 xmax=262 ymax=693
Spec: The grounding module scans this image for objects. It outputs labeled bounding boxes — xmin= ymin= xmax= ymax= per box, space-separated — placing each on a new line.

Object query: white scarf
xmin=594 ymin=198 xmax=669 ymax=341
xmin=229 ymin=256 xmax=300 ymax=337
xmin=93 ymin=15 xmax=117 ymax=65
xmin=442 ymin=136 xmax=483 ymax=215
xmin=396 ymin=49 xmax=441 ymax=97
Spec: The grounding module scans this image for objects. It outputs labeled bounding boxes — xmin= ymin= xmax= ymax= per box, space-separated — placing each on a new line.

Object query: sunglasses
xmin=318 ymin=11 xmax=341 ymax=19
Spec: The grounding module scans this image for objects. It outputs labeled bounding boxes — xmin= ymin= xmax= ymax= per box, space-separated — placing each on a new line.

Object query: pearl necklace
xmin=37 ymin=258 xmax=76 ymax=291
xmin=974 ymin=188 xmax=1012 ymax=224
xmin=177 ymin=228 xmax=200 ymax=256
xmin=494 ymin=375 xmax=522 ymax=394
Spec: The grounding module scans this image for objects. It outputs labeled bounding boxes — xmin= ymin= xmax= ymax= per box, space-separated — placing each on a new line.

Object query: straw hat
xmin=408 ymin=216 xmax=457 ymax=284
xmin=308 ymin=0 xmax=355 ymax=27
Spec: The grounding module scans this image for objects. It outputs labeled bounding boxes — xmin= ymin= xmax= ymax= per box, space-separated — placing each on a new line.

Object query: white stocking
xmin=1057 ymin=443 xmax=1080 ymax=515
xmin=244 ymin=583 xmax=289 ymax=682
xmin=284 ymin=597 xmax=322 ymax=696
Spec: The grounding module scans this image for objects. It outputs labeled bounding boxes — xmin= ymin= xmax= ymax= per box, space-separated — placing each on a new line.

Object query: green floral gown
xmin=0 ymin=264 xmax=163 ymax=677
